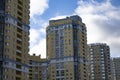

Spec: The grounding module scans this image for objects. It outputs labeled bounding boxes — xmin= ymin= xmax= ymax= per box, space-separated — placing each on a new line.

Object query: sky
xmin=29 ymin=0 xmax=120 ymax=58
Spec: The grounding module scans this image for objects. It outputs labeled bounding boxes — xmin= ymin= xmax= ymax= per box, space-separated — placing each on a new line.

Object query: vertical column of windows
xmin=55 ymin=27 xmax=65 ymax=80
xmin=16 ymin=4 xmax=23 ymax=78
xmin=60 ymin=29 xmax=64 ymax=57
xmin=100 ymin=48 xmax=106 ymax=79
xmin=55 ymin=30 xmax=60 ymax=57
xmin=73 ymin=26 xmax=79 ymax=80
xmin=56 ymin=62 xmax=64 ymax=80
xmin=17 ymin=0 xmax=23 ymax=22
xmin=55 ymin=28 xmax=64 ymax=58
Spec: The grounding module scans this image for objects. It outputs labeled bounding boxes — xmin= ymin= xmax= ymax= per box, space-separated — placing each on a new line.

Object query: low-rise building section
xmin=29 ymin=54 xmax=48 ymax=80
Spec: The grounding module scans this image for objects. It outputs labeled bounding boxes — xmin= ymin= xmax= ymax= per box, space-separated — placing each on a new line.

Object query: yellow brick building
xmin=29 ymin=54 xmax=48 ymax=80
xmin=46 ymin=15 xmax=88 ymax=80
xmin=0 ymin=0 xmax=30 ymax=80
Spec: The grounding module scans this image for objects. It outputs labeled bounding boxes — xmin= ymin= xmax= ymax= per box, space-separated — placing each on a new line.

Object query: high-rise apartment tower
xmin=112 ymin=57 xmax=120 ymax=80
xmin=88 ymin=43 xmax=112 ymax=80
xmin=0 ymin=0 xmax=30 ymax=80
xmin=46 ymin=15 xmax=88 ymax=80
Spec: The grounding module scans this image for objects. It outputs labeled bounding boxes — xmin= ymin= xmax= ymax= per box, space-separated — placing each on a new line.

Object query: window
xmin=61 ymin=70 xmax=64 ymax=76
xmin=4 ymin=75 xmax=8 ymax=79
xmin=5 ymin=42 xmax=10 ymax=46
xmin=56 ymin=71 xmax=59 ymax=76
xmin=5 ymin=48 xmax=9 ymax=52
xmin=6 ymin=0 xmax=11 ymax=3
xmin=5 ymin=36 xmax=10 ymax=40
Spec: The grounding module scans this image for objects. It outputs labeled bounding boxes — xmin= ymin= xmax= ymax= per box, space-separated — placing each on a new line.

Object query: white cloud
xmin=30 ymin=39 xmax=46 ymax=58
xmin=29 ymin=0 xmax=120 ymax=57
xmin=30 ymin=29 xmax=40 ymax=46
xmin=30 ymin=0 xmax=49 ymax=17
xmin=75 ymin=0 xmax=120 ymax=57
xmin=49 ymin=15 xmax=69 ymax=20
xmin=29 ymin=21 xmax=48 ymax=58
xmin=29 ymin=0 xmax=49 ymax=58
xmin=30 ymin=28 xmax=45 ymax=46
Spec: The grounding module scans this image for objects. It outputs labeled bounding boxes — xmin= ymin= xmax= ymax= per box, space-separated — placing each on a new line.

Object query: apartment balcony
xmin=16 ymin=49 xmax=22 ymax=54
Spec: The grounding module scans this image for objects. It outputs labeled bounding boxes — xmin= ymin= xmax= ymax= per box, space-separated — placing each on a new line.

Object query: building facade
xmin=110 ymin=58 xmax=116 ymax=80
xmin=88 ymin=43 xmax=112 ymax=80
xmin=29 ymin=54 xmax=48 ymax=80
xmin=46 ymin=15 xmax=88 ymax=80
xmin=0 ymin=0 xmax=30 ymax=80
xmin=112 ymin=57 xmax=120 ymax=80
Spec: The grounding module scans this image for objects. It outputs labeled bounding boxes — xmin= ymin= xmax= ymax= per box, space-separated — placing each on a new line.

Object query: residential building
xmin=0 ymin=0 xmax=30 ymax=80
xmin=112 ymin=57 xmax=120 ymax=80
xmin=88 ymin=43 xmax=112 ymax=80
xmin=87 ymin=45 xmax=92 ymax=80
xmin=110 ymin=58 xmax=116 ymax=80
xmin=46 ymin=15 xmax=88 ymax=80
xmin=29 ymin=54 xmax=48 ymax=80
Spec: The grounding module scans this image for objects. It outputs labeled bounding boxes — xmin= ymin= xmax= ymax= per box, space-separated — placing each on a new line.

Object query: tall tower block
xmin=46 ymin=15 xmax=88 ymax=80
xmin=0 ymin=0 xmax=30 ymax=80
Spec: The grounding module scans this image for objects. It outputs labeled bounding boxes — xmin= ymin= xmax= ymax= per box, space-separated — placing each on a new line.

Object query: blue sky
xmin=41 ymin=0 xmax=78 ymax=20
xmin=30 ymin=0 xmax=120 ymax=58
